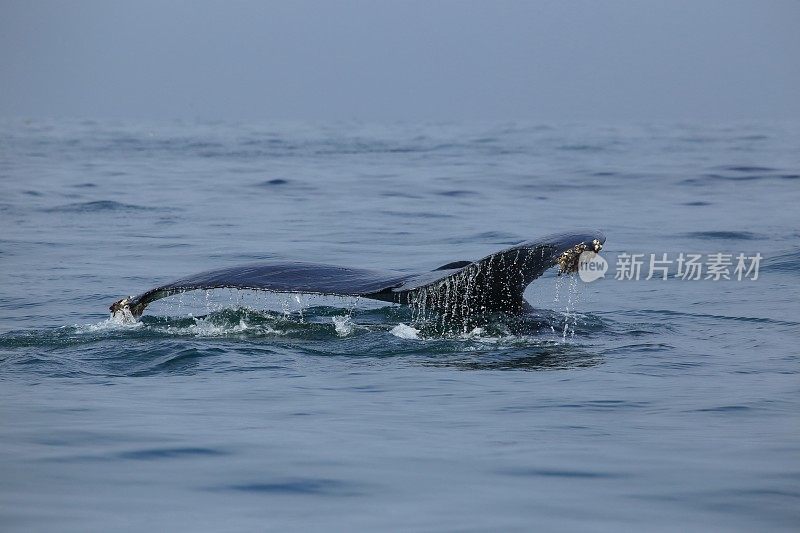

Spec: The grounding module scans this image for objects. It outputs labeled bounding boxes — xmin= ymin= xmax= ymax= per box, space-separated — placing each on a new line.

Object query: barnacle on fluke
xmin=558 ymin=238 xmax=603 ymax=275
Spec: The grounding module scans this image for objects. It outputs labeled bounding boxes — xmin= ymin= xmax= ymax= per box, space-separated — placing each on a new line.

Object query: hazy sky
xmin=1 ymin=0 xmax=798 ymax=122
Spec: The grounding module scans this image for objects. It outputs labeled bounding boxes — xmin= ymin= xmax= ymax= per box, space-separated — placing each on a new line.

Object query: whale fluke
xmin=110 ymin=230 xmax=605 ymax=321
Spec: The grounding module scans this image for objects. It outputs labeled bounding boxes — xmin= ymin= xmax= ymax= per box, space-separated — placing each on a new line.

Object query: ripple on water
xmin=116 ymin=447 xmax=229 ymax=460
xmin=221 ymin=478 xmax=363 ymax=497
xmin=254 ymin=178 xmax=289 ymax=186
xmin=44 ymin=200 xmax=158 ymax=213
xmin=763 ymin=250 xmax=800 ymax=274
xmin=719 ymin=165 xmax=776 ymax=173
xmin=683 ymin=230 xmax=761 ymax=241
xmin=497 ymin=467 xmax=628 ymax=479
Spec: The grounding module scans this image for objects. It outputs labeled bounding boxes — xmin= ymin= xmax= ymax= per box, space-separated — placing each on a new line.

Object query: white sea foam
xmin=390 ymin=323 xmax=420 ymax=339
xmin=332 ymin=315 xmax=355 ymax=337
xmin=187 ymin=317 xmax=248 ymax=336
xmin=168 ymin=316 xmax=289 ymax=337
xmin=74 ymin=315 xmax=144 ymax=333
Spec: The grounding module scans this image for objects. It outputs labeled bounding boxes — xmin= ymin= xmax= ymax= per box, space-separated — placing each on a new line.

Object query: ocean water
xmin=1 ymin=119 xmax=799 ymax=531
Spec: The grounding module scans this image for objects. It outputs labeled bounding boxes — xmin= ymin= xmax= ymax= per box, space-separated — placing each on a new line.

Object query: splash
xmin=179 ymin=316 xmax=252 ymax=337
xmin=332 ymin=315 xmax=355 ymax=337
xmin=391 ymin=323 xmax=420 ymax=339
xmin=553 ymin=274 xmax=582 ymax=341
xmin=406 ymin=256 xmax=493 ymax=334
xmin=75 ymin=314 xmax=144 ymax=333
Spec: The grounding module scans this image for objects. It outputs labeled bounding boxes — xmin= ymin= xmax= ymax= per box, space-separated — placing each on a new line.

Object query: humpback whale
xmin=110 ymin=230 xmax=604 ymax=322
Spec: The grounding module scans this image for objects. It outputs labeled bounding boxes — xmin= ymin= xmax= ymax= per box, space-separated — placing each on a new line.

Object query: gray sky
xmin=1 ymin=0 xmax=798 ymax=122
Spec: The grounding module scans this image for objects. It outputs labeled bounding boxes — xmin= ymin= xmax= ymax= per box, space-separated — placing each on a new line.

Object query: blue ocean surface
xmin=1 ymin=119 xmax=799 ymax=531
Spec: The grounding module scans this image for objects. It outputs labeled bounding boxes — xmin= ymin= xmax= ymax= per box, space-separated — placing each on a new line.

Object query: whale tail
xmin=110 ymin=230 xmax=604 ymax=321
